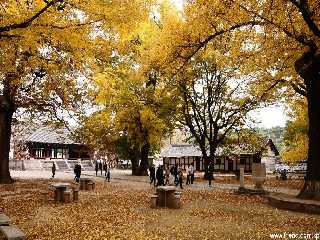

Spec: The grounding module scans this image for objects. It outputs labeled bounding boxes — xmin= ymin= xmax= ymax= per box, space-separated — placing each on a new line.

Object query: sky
xmin=251 ymin=106 xmax=288 ymax=128
xmin=171 ymin=0 xmax=184 ymax=11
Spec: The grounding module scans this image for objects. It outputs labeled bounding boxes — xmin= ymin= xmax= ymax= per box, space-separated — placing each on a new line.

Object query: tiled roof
xmin=160 ymin=144 xmax=258 ymax=158
xmin=21 ymin=126 xmax=75 ymax=145
xmin=160 ymin=144 xmax=202 ymax=158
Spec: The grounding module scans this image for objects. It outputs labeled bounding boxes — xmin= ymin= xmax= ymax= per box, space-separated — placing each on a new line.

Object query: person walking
xmin=106 ymin=166 xmax=111 ymax=182
xmin=51 ymin=162 xmax=56 ymax=179
xmin=99 ymin=160 xmax=103 ymax=175
xmin=74 ymin=162 xmax=82 ymax=183
xmin=186 ymin=165 xmax=191 ymax=185
xmin=173 ymin=164 xmax=178 ymax=185
xmin=178 ymin=166 xmax=183 ymax=189
xmin=149 ymin=165 xmax=156 ymax=186
xmin=156 ymin=165 xmax=164 ymax=186
xmin=190 ymin=164 xmax=195 ymax=184
xmin=95 ymin=161 xmax=99 ymax=176
xmin=103 ymin=161 xmax=108 ymax=176
xmin=208 ymin=162 xmax=214 ymax=187
xmin=164 ymin=166 xmax=170 ymax=186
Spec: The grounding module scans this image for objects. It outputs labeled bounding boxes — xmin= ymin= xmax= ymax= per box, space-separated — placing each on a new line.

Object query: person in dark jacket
xmin=156 ymin=165 xmax=164 ymax=186
xmin=95 ymin=161 xmax=99 ymax=176
xmin=149 ymin=165 xmax=156 ymax=186
xmin=178 ymin=166 xmax=183 ymax=189
xmin=99 ymin=161 xmax=103 ymax=175
xmin=106 ymin=166 xmax=111 ymax=182
xmin=103 ymin=161 xmax=108 ymax=176
xmin=51 ymin=162 xmax=56 ymax=178
xmin=173 ymin=164 xmax=178 ymax=185
xmin=74 ymin=163 xmax=82 ymax=183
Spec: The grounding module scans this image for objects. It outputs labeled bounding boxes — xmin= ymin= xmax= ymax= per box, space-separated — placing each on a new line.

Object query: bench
xmin=0 ymin=225 xmax=25 ymax=240
xmin=0 ymin=214 xmax=10 ymax=226
xmin=80 ymin=178 xmax=95 ymax=191
xmin=150 ymin=194 xmax=159 ymax=208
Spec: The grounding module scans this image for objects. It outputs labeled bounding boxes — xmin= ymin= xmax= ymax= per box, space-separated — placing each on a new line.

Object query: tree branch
xmin=0 ymin=0 xmax=59 ymax=33
xmin=288 ymin=0 xmax=320 ymax=38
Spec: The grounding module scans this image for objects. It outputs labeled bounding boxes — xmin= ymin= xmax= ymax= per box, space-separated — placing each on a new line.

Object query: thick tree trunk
xmin=0 ymin=103 xmax=14 ymax=184
xmin=203 ymin=154 xmax=211 ymax=180
xmin=138 ymin=143 xmax=150 ymax=176
xmin=130 ymin=147 xmax=140 ymax=176
xmin=130 ymin=144 xmax=149 ymax=176
xmin=295 ymin=50 xmax=320 ymax=200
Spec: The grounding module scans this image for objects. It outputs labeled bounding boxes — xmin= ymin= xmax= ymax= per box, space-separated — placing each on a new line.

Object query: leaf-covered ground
xmin=0 ymin=178 xmax=319 ymax=240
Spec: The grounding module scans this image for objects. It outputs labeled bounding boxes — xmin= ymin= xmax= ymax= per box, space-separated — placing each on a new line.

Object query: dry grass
xmin=0 ymin=178 xmax=319 ymax=240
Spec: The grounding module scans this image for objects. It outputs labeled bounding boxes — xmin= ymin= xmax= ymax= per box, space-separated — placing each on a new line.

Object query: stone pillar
xmin=252 ymin=163 xmax=266 ymax=191
xmin=239 ymin=167 xmax=244 ymax=189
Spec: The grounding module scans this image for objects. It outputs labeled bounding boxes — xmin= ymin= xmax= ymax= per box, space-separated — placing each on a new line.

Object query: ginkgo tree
xmin=92 ymin=62 xmax=176 ymax=175
xmin=145 ymin=0 xmax=320 ymax=199
xmin=0 ymin=0 xmax=151 ymax=183
xmin=174 ymin=52 xmax=260 ymax=177
xmin=282 ymin=98 xmax=308 ymax=164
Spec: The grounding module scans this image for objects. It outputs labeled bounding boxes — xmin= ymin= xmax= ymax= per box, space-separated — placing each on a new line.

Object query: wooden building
xmin=21 ymin=127 xmax=91 ymax=160
xmin=160 ymin=144 xmax=261 ymax=173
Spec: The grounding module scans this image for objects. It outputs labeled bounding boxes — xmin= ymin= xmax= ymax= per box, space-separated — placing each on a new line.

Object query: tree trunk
xmin=138 ymin=143 xmax=150 ymax=176
xmin=295 ymin=50 xmax=320 ymax=200
xmin=129 ymin=147 xmax=140 ymax=176
xmin=0 ymin=100 xmax=14 ymax=184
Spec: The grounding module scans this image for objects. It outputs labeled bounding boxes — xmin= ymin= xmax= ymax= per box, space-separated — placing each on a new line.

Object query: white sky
xmin=171 ymin=0 xmax=184 ymax=11
xmin=251 ymin=106 xmax=288 ymax=128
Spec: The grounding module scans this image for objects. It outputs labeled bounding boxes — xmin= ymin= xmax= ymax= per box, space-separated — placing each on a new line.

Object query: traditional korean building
xmin=11 ymin=126 xmax=93 ymax=171
xmin=160 ymin=144 xmax=261 ymax=173
xmin=22 ymin=127 xmax=90 ymax=160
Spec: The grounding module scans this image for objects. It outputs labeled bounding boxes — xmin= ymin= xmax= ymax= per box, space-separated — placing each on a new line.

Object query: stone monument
xmin=252 ymin=163 xmax=266 ymax=192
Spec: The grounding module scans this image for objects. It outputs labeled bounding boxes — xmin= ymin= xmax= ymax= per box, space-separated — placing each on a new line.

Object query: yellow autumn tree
xmin=282 ymin=98 xmax=308 ymax=163
xmin=142 ymin=0 xmax=319 ymax=199
xmin=0 ymin=0 xmax=152 ymax=183
xmin=92 ymin=60 xmax=176 ymax=175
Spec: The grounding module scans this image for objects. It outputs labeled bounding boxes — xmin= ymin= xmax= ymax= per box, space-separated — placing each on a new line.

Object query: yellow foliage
xmin=282 ymin=98 xmax=308 ymax=163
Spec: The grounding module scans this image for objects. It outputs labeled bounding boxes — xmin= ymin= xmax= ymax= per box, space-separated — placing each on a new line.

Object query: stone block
xmin=0 ymin=214 xmax=10 ymax=226
xmin=0 ymin=225 xmax=26 ymax=240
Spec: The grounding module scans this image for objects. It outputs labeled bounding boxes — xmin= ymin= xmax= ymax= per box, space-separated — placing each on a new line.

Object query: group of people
xmin=149 ymin=164 xmax=195 ymax=189
xmin=95 ymin=160 xmax=111 ymax=182
xmin=51 ymin=161 xmax=111 ymax=182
